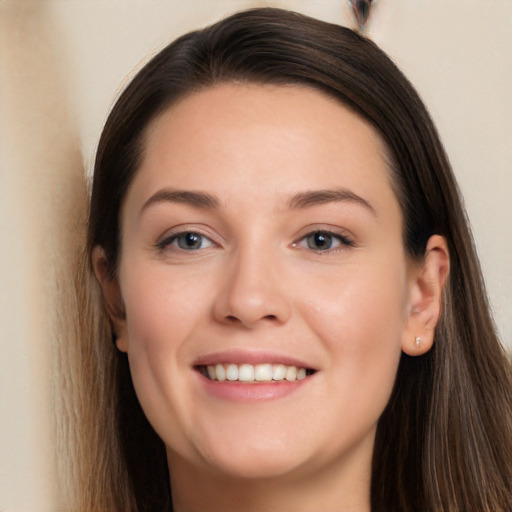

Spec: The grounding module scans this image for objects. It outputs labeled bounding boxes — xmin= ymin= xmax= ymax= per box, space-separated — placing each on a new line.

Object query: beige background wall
xmin=1 ymin=1 xmax=510 ymax=510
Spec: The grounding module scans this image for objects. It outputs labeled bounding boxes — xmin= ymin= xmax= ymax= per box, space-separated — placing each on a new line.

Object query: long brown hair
xmin=77 ymin=8 xmax=512 ymax=511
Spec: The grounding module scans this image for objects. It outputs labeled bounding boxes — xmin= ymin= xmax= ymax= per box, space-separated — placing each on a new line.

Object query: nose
xmin=213 ymin=247 xmax=292 ymax=328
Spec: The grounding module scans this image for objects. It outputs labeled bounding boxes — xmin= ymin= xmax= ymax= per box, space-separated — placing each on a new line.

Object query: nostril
xmin=225 ymin=314 xmax=277 ymax=323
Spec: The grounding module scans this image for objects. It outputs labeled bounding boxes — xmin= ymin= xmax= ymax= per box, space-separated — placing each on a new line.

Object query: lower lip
xmin=196 ymin=372 xmax=309 ymax=402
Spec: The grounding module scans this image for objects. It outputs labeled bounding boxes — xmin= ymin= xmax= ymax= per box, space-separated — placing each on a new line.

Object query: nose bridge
xmin=214 ymin=240 xmax=291 ymax=327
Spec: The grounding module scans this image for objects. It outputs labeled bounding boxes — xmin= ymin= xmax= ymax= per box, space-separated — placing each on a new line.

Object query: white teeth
xmin=285 ymin=366 xmax=297 ymax=381
xmin=203 ymin=363 xmax=312 ymax=383
xmin=215 ymin=363 xmax=226 ymax=381
xmin=239 ymin=364 xmax=255 ymax=382
xmin=207 ymin=366 xmax=216 ymax=380
xmin=255 ymin=364 xmax=273 ymax=382
xmin=226 ymin=364 xmax=238 ymax=381
xmin=272 ymin=364 xmax=287 ymax=381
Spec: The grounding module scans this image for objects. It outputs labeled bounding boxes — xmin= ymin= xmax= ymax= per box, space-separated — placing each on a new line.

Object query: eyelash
xmin=156 ymin=229 xmax=354 ymax=254
xmin=156 ymin=230 xmax=215 ymax=251
xmin=293 ymin=230 xmax=355 ymax=253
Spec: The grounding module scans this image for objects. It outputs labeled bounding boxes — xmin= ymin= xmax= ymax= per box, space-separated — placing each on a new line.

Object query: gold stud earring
xmin=415 ymin=336 xmax=421 ymax=349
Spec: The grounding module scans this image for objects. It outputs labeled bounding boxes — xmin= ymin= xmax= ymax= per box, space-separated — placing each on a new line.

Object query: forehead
xmin=125 ymin=83 xmax=398 ymax=219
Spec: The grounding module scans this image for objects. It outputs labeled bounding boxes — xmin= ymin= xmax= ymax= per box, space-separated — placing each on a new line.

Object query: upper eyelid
xmin=295 ymin=226 xmax=355 ymax=242
xmin=156 ymin=228 xmax=217 ymax=248
xmin=290 ymin=230 xmax=356 ymax=255
xmin=303 ymin=231 xmax=354 ymax=245
xmin=155 ymin=225 xmax=355 ymax=248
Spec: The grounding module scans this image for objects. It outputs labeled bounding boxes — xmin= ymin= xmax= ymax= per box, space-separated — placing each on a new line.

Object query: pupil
xmin=180 ymin=232 xmax=201 ymax=249
xmin=309 ymin=232 xmax=332 ymax=250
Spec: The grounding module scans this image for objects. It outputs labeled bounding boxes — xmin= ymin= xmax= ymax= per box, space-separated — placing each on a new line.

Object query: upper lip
xmin=192 ymin=349 xmax=317 ymax=370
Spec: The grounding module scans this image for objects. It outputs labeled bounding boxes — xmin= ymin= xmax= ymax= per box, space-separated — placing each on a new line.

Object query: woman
xmin=77 ymin=7 xmax=512 ymax=512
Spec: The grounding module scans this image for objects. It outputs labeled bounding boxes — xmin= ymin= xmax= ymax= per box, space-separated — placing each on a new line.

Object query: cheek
xmin=121 ymin=262 xmax=209 ymax=351
xmin=303 ymin=255 xmax=408 ymax=342
xmin=118 ymin=264 xmax=211 ymax=435
xmin=299 ymin=257 xmax=408 ymax=419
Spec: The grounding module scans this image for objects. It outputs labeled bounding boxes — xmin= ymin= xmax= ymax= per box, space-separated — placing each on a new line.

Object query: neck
xmin=167 ymin=440 xmax=373 ymax=512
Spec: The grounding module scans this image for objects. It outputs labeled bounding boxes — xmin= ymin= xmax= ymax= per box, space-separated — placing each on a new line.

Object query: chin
xmin=179 ymin=426 xmax=313 ymax=481
xmin=204 ymin=449 xmax=309 ymax=481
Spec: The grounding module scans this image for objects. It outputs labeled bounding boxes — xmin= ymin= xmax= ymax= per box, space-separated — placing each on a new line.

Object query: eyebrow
xmin=140 ymin=187 xmax=375 ymax=216
xmin=141 ymin=189 xmax=220 ymax=213
xmin=288 ymin=188 xmax=376 ymax=215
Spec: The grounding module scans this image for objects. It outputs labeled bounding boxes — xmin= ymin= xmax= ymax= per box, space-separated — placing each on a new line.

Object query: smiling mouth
xmin=196 ymin=363 xmax=316 ymax=383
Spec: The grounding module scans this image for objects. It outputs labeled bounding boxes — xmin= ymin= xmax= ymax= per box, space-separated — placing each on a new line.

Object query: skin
xmin=95 ymin=84 xmax=449 ymax=512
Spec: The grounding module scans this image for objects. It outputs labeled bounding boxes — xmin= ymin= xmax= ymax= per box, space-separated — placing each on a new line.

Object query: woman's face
xmin=114 ymin=84 xmax=416 ymax=482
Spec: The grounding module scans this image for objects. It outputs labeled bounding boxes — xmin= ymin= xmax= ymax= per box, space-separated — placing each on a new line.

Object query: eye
xmin=157 ymin=231 xmax=214 ymax=251
xmin=296 ymin=230 xmax=354 ymax=252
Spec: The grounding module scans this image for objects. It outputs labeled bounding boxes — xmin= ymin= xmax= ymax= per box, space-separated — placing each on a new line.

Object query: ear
xmin=92 ymin=246 xmax=129 ymax=353
xmin=402 ymin=235 xmax=450 ymax=356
